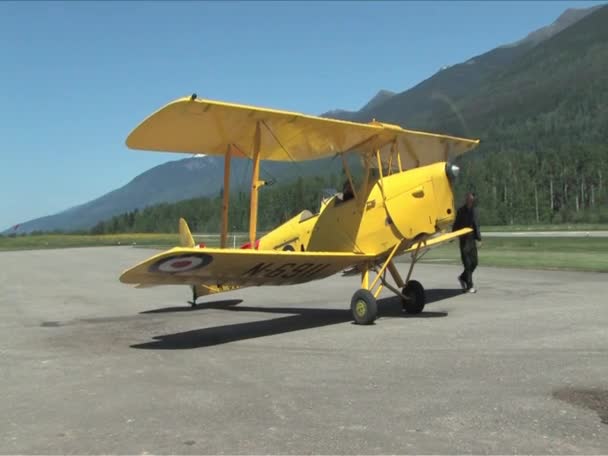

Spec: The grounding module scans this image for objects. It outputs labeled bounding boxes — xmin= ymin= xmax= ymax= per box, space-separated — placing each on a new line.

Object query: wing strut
xmin=375 ymin=148 xmax=387 ymax=201
xmin=248 ymin=122 xmax=262 ymax=247
xmin=220 ymin=144 xmax=233 ymax=248
xmin=393 ymin=140 xmax=402 ymax=173
xmin=341 ymin=153 xmax=357 ymax=200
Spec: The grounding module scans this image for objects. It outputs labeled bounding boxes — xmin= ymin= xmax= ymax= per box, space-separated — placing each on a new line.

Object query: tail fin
xmin=178 ymin=218 xmax=195 ymax=248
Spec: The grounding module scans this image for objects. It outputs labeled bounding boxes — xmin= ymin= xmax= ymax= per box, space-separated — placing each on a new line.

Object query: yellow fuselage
xmin=258 ymin=161 xmax=456 ymax=257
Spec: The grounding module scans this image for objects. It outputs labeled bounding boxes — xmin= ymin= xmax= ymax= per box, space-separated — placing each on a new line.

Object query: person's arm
xmin=452 ymin=207 xmax=462 ymax=232
xmin=473 ymin=208 xmax=482 ymax=241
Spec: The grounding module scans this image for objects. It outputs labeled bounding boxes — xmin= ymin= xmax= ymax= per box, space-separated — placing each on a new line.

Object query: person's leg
xmin=463 ymin=254 xmax=473 ymax=289
xmin=459 ymin=248 xmax=468 ymax=290
xmin=461 ymin=240 xmax=475 ymax=290
xmin=468 ymin=245 xmax=478 ymax=291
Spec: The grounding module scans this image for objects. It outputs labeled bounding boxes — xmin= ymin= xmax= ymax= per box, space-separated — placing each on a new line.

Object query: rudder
xmin=178 ymin=218 xmax=195 ymax=248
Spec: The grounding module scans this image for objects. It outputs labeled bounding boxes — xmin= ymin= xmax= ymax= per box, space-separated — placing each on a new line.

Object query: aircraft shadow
xmin=140 ymin=299 xmax=243 ymax=314
xmin=130 ymin=288 xmax=461 ymax=350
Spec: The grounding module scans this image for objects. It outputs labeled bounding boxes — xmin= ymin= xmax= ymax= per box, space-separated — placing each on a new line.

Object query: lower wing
xmin=120 ymin=247 xmax=376 ymax=287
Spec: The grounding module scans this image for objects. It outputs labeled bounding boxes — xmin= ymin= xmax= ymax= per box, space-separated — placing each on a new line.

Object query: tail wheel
xmin=402 ymin=280 xmax=426 ymax=314
xmin=351 ymin=289 xmax=378 ymax=325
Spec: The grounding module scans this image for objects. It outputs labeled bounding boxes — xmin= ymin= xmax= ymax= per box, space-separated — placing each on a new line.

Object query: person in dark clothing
xmin=452 ymin=192 xmax=482 ymax=293
xmin=340 ymin=180 xmax=355 ymax=202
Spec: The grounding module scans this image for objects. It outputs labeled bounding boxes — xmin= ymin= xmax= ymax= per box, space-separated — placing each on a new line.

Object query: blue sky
xmin=0 ymin=0 xmax=604 ymax=229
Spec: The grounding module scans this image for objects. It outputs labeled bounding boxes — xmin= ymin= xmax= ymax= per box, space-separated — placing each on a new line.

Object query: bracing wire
xmin=261 ymin=119 xmax=303 ymax=177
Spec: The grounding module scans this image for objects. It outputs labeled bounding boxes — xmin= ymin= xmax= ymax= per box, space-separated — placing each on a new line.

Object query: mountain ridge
xmin=4 ymin=155 xmax=347 ymax=233
xmin=322 ymin=4 xmax=602 ymax=127
xmin=6 ymin=3 xmax=605 ymax=234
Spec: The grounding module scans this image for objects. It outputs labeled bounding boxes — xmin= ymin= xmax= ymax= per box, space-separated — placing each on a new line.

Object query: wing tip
xmin=124 ymin=95 xmax=195 ymax=151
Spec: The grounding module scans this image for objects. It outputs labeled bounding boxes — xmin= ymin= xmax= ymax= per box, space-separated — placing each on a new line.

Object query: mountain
xmin=503 ymin=5 xmax=602 ymax=48
xmin=359 ymin=89 xmax=397 ymax=113
xmin=328 ymin=4 xmax=607 ymax=225
xmin=321 ymin=89 xmax=396 ymax=121
xmin=424 ymin=3 xmax=608 ymax=139
xmin=97 ymin=3 xmax=607 ymax=229
xmin=7 ymin=155 xmax=348 ymax=233
xmin=324 ymin=4 xmax=602 ymax=131
xmin=7 ymin=4 xmax=606 ymax=233
xmin=438 ymin=4 xmax=608 ymax=224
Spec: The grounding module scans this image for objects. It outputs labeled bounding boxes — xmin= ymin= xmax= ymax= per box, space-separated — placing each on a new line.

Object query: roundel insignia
xmin=149 ymin=253 xmax=213 ymax=274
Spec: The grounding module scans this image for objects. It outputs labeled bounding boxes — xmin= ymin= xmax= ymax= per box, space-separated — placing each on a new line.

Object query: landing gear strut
xmin=350 ymin=241 xmax=427 ymax=324
xmin=188 ymin=285 xmax=198 ymax=307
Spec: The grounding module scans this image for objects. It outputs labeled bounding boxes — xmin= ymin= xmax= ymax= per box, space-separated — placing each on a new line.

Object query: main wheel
xmin=402 ymin=280 xmax=425 ymax=314
xmin=351 ymin=289 xmax=378 ymax=325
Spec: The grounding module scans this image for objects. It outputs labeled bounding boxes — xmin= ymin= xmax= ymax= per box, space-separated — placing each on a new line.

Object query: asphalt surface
xmin=2 ymin=247 xmax=607 ymax=454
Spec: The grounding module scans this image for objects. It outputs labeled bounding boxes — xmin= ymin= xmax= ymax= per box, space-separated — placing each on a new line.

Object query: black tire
xmin=402 ymin=280 xmax=425 ymax=314
xmin=351 ymin=289 xmax=378 ymax=325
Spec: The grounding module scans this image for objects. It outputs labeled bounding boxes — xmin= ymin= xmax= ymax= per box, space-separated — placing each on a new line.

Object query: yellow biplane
xmin=119 ymin=94 xmax=479 ymax=324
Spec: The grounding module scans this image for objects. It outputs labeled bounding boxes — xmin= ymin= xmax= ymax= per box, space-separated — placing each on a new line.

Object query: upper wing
xmin=120 ymin=247 xmax=376 ymax=287
xmin=367 ymin=122 xmax=480 ymax=170
xmin=126 ymin=96 xmax=479 ymax=164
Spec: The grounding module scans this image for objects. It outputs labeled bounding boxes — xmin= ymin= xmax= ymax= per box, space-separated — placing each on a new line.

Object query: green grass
xmin=2 ymin=233 xmax=607 ymax=273
xmin=417 ymin=237 xmax=608 ymax=272
xmin=192 ymin=233 xmax=258 ymax=249
xmin=0 ymin=233 xmax=181 ymax=251
xmin=482 ymin=224 xmax=608 ymax=232
xmin=0 ymin=232 xmax=254 ymax=251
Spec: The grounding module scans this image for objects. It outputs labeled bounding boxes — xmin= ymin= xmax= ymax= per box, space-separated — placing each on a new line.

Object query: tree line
xmin=455 ymin=143 xmax=608 ymax=225
xmin=90 ymin=173 xmax=345 ymax=234
xmin=89 ymin=141 xmax=608 ymax=236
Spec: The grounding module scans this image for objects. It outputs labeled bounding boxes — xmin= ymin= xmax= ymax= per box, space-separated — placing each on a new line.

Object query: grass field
xmin=0 ymin=233 xmax=182 ymax=251
xmin=413 ymin=237 xmax=608 ymax=272
xmin=1 ymin=232 xmax=607 ymax=272
xmin=482 ymin=224 xmax=608 ymax=232
xmin=0 ymin=232 xmax=254 ymax=251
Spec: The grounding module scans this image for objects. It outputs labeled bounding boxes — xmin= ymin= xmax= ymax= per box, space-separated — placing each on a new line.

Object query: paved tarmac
xmin=1 ymin=247 xmax=607 ymax=454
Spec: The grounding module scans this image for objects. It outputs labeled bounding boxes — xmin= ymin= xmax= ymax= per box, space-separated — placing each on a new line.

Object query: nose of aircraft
xmin=445 ymin=162 xmax=460 ymax=180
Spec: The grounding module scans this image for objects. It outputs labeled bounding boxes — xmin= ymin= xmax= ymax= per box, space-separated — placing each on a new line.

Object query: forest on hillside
xmin=31 ymin=6 xmax=608 ymax=235
xmin=90 ymin=173 xmax=345 ymax=234
xmin=89 ymin=139 xmax=608 ymax=236
xmin=456 ymin=143 xmax=608 ymax=225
